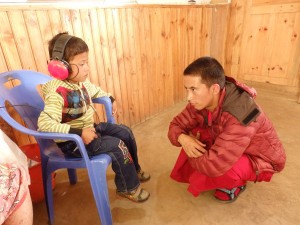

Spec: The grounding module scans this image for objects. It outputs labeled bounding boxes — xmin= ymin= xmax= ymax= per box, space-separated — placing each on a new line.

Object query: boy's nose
xmin=187 ymin=92 xmax=193 ymax=101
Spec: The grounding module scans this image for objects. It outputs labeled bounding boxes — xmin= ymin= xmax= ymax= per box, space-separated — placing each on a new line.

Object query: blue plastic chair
xmin=0 ymin=70 xmax=114 ymax=225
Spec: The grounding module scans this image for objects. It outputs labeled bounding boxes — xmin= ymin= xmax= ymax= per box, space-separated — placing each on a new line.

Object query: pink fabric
xmin=171 ymin=151 xmax=273 ymax=197
xmin=0 ymin=163 xmax=29 ymax=224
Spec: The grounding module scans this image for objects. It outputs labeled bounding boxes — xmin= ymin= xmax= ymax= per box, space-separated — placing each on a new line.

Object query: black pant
xmin=57 ymin=122 xmax=141 ymax=192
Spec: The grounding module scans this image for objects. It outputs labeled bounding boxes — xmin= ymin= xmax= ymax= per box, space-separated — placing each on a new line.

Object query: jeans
xmin=57 ymin=122 xmax=141 ymax=192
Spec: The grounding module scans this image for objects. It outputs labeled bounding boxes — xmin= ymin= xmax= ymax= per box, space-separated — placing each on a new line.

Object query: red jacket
xmin=168 ymin=77 xmax=286 ymax=177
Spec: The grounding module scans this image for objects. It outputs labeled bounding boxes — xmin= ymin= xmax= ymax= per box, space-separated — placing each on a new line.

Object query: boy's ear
xmin=211 ymin=84 xmax=221 ymax=95
xmin=48 ymin=34 xmax=73 ymax=80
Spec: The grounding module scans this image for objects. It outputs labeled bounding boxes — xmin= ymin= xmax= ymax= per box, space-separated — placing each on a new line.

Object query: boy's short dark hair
xmin=184 ymin=57 xmax=226 ymax=89
xmin=48 ymin=32 xmax=89 ymax=63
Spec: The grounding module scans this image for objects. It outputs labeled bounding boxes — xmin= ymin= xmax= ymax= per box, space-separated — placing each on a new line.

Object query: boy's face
xmin=68 ymin=52 xmax=89 ymax=83
xmin=184 ymin=75 xmax=219 ymax=112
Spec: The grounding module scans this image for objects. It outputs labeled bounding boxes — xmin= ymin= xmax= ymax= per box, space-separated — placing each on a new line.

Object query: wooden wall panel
xmin=36 ymin=10 xmax=54 ymax=59
xmin=0 ymin=4 xmax=229 ymax=146
xmin=142 ymin=8 xmax=156 ymax=116
xmin=238 ymin=2 xmax=300 ymax=87
xmin=0 ymin=12 xmax=22 ymax=71
xmin=135 ymin=8 xmax=151 ymax=121
xmin=226 ymin=0 xmax=300 ymax=96
xmin=253 ymin=0 xmax=300 ymax=6
xmin=111 ymin=9 xmax=131 ymax=125
xmin=23 ymin=11 xmax=49 ymax=74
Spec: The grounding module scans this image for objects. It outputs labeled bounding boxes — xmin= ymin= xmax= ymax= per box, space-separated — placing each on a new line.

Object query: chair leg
xmin=67 ymin=168 xmax=77 ymax=184
xmin=88 ymin=162 xmax=113 ymax=225
xmin=43 ymin=170 xmax=55 ymax=225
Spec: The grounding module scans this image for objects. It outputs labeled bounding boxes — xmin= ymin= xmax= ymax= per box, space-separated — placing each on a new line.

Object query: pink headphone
xmin=47 ymin=34 xmax=73 ymax=80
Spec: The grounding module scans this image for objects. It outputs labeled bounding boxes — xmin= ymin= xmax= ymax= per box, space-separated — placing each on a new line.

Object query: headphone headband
xmin=51 ymin=34 xmax=73 ymax=60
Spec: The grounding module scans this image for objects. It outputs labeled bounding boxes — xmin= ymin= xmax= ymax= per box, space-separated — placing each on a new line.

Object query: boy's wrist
xmin=69 ymin=128 xmax=82 ymax=136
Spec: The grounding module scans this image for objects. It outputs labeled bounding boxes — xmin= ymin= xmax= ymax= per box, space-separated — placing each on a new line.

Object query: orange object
xmin=20 ymin=144 xmax=56 ymax=203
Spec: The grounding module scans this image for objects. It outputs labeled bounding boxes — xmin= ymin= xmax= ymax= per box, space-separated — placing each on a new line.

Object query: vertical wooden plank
xmin=70 ymin=9 xmax=83 ymax=38
xmin=142 ymin=7 xmax=156 ymax=116
xmin=224 ymin=0 xmax=248 ymax=77
xmin=0 ymin=12 xmax=22 ymax=71
xmin=60 ymin=9 xmax=74 ymax=34
xmin=132 ymin=8 xmax=146 ymax=122
xmin=149 ymin=8 xmax=163 ymax=114
xmin=36 ymin=10 xmax=54 ymax=62
xmin=237 ymin=0 xmax=254 ymax=79
xmin=135 ymin=7 xmax=151 ymax=120
xmin=97 ymin=8 xmax=113 ymax=92
xmin=8 ymin=11 xmax=36 ymax=70
xmin=124 ymin=8 xmax=141 ymax=124
xmin=0 ymin=44 xmax=8 ymax=73
xmin=97 ymin=8 xmax=114 ymax=92
xmin=201 ymin=7 xmax=212 ymax=56
xmin=179 ymin=8 xmax=188 ymax=101
xmin=23 ymin=10 xmax=48 ymax=74
xmin=89 ymin=9 xmax=107 ymax=90
xmin=119 ymin=8 xmax=136 ymax=126
xmin=286 ymin=12 xmax=300 ymax=87
xmin=104 ymin=8 xmax=126 ymax=124
xmin=97 ymin=8 xmax=117 ymax=122
xmin=88 ymin=9 xmax=106 ymax=123
xmin=186 ymin=7 xmax=196 ymax=64
xmin=48 ymin=9 xmax=63 ymax=34
xmin=80 ymin=9 xmax=98 ymax=84
xmin=161 ymin=7 xmax=174 ymax=108
xmin=194 ymin=7 xmax=202 ymax=57
xmin=210 ymin=5 xmax=230 ymax=64
xmin=170 ymin=8 xmax=180 ymax=103
xmin=80 ymin=9 xmax=106 ymax=122
xmin=111 ymin=8 xmax=130 ymax=126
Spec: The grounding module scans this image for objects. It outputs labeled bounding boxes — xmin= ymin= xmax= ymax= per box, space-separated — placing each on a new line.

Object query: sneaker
xmin=214 ymin=185 xmax=247 ymax=203
xmin=116 ymin=186 xmax=150 ymax=203
xmin=137 ymin=169 xmax=151 ymax=182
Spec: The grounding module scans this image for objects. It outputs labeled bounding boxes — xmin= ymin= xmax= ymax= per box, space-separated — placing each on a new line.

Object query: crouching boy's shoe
xmin=214 ymin=185 xmax=247 ymax=203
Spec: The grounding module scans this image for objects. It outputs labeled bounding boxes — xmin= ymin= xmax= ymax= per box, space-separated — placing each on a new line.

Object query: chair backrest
xmin=0 ymin=70 xmax=52 ymax=131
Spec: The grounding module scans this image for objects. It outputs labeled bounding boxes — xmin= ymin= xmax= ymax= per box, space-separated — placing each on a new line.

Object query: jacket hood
xmin=222 ymin=77 xmax=261 ymax=126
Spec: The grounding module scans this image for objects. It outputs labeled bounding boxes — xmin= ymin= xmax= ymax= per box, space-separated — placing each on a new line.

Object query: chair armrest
xmin=0 ymin=106 xmax=90 ymax=160
xmin=92 ymin=96 xmax=115 ymax=124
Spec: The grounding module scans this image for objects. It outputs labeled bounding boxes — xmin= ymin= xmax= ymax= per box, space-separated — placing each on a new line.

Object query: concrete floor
xmin=33 ymin=83 xmax=300 ymax=225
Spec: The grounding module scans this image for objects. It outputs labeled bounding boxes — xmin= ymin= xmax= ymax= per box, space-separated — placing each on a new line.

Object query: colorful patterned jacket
xmin=38 ymin=79 xmax=111 ymax=136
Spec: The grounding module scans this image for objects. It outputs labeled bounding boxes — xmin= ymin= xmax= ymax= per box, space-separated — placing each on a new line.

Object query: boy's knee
xmin=119 ymin=124 xmax=134 ymax=137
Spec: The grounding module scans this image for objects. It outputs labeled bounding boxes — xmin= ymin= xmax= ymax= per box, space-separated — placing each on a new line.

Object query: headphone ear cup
xmin=48 ymin=59 xmax=70 ymax=80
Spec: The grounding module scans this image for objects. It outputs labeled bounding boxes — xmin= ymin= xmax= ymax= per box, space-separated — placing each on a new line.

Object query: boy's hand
xmin=112 ymin=101 xmax=118 ymax=116
xmin=81 ymin=127 xmax=98 ymax=145
xmin=178 ymin=133 xmax=206 ymax=158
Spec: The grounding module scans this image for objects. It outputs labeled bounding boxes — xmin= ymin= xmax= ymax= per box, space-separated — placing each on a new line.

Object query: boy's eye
xmin=78 ymin=62 xmax=88 ymax=66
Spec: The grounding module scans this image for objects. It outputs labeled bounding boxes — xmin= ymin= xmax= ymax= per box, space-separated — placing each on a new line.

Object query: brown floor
xmin=33 ymin=83 xmax=300 ymax=225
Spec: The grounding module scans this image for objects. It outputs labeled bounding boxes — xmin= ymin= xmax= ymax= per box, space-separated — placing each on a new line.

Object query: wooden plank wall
xmin=225 ymin=0 xmax=300 ymax=93
xmin=0 ymin=4 xmax=229 ymax=146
